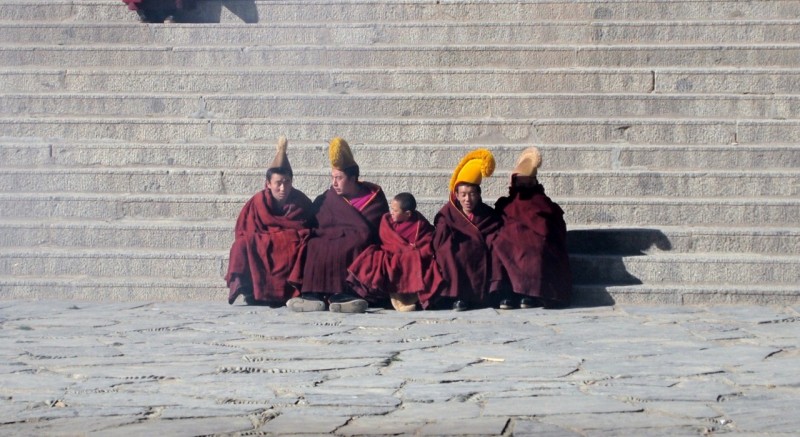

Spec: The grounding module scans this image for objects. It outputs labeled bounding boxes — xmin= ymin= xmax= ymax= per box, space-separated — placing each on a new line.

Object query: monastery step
xmin=3 ymin=141 xmax=797 ymax=171
xmin=574 ymin=284 xmax=800 ymax=306
xmin=1 ymin=221 xmax=797 ymax=255
xmin=2 ymin=117 xmax=799 ymax=144
xmin=1 ymin=168 xmax=797 ymax=199
xmin=3 ymin=93 xmax=799 ymax=120
xmin=1 ymin=0 xmax=796 ymax=23
xmin=4 ymin=44 xmax=800 ymax=69
xmin=0 ymin=194 xmax=797 ymax=227
xmin=4 ymin=21 xmax=800 ymax=45
xmin=4 ymin=68 xmax=799 ymax=95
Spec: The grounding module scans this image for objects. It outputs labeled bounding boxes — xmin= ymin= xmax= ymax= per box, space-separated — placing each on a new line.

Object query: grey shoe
xmin=287 ymin=293 xmax=326 ymax=312
xmin=328 ymin=293 xmax=368 ymax=313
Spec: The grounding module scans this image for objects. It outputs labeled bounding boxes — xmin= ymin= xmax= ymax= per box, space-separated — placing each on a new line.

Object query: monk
xmin=347 ymin=192 xmax=443 ymax=311
xmin=494 ymin=147 xmax=572 ymax=308
xmin=288 ymin=138 xmax=389 ymax=313
xmin=225 ymin=136 xmax=314 ymax=307
xmin=432 ymin=149 xmax=504 ymax=311
xmin=122 ymin=0 xmax=195 ymax=23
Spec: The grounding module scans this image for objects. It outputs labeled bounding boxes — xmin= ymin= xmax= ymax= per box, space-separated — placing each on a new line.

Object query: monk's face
xmin=267 ymin=173 xmax=293 ymax=202
xmin=455 ymin=184 xmax=481 ymax=215
xmin=389 ymin=200 xmax=412 ymax=223
xmin=331 ymin=169 xmax=357 ymax=197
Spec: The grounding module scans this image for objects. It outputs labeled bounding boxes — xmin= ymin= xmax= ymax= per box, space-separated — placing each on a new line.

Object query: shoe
xmin=328 ymin=293 xmax=368 ymax=313
xmin=520 ymin=297 xmax=543 ymax=309
xmin=498 ymin=298 xmax=517 ymax=310
xmin=228 ymin=287 xmax=253 ymax=305
xmin=287 ymin=292 xmax=326 ymax=312
xmin=163 ymin=15 xmax=176 ymax=23
xmin=390 ymin=292 xmax=418 ymax=312
xmin=452 ymin=300 xmax=468 ymax=312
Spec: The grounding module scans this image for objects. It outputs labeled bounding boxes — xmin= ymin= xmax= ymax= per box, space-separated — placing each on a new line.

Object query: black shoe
xmin=520 ymin=297 xmax=543 ymax=309
xmin=228 ymin=287 xmax=253 ymax=305
xmin=498 ymin=298 xmax=517 ymax=310
xmin=452 ymin=300 xmax=468 ymax=312
xmin=328 ymin=293 xmax=368 ymax=313
xmin=287 ymin=292 xmax=327 ymax=312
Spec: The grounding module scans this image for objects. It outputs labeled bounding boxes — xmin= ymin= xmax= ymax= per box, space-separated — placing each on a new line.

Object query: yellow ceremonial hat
xmin=268 ymin=136 xmax=292 ymax=173
xmin=328 ymin=137 xmax=358 ymax=170
xmin=512 ymin=146 xmax=542 ymax=177
xmin=449 ymin=148 xmax=495 ymax=193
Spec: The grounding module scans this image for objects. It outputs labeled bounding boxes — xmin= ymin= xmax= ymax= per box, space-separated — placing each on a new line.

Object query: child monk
xmin=347 ymin=192 xmax=443 ymax=311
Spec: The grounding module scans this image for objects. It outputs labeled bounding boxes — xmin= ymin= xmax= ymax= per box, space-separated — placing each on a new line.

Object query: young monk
xmin=287 ymin=137 xmax=389 ymax=313
xmin=432 ymin=149 xmax=504 ymax=311
xmin=226 ymin=136 xmax=315 ymax=306
xmin=347 ymin=192 xmax=443 ymax=311
xmin=493 ymin=146 xmax=572 ymax=308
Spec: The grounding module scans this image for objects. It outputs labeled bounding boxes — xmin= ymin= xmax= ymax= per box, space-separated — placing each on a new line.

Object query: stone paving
xmin=0 ymin=300 xmax=798 ymax=436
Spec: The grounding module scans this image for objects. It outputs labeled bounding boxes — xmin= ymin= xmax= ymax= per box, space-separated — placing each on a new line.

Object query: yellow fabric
xmin=512 ymin=146 xmax=542 ymax=177
xmin=328 ymin=137 xmax=357 ymax=170
xmin=269 ymin=135 xmax=292 ymax=172
xmin=449 ymin=148 xmax=495 ymax=192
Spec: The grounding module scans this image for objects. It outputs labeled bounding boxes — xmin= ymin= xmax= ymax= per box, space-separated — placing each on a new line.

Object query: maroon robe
xmin=494 ymin=180 xmax=572 ymax=306
xmin=225 ymin=188 xmax=314 ymax=304
xmin=290 ymin=182 xmax=389 ymax=295
xmin=432 ymin=196 xmax=504 ymax=307
xmin=347 ymin=211 xmax=443 ymax=308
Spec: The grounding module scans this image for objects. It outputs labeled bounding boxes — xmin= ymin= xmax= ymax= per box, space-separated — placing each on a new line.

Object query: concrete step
xmin=5 ymin=68 xmax=799 ymax=95
xmin=3 ymin=141 xmax=797 ymax=171
xmin=572 ymin=283 xmax=800 ymax=306
xmin=1 ymin=0 xmax=796 ymax=23
xmin=1 ymin=168 xmax=797 ymax=199
xmin=571 ymin=253 xmax=800 ymax=286
xmin=2 ymin=220 xmax=797 ymax=256
xmin=3 ymin=93 xmax=799 ymax=120
xmin=0 ymin=193 xmax=797 ymax=226
xmin=3 ymin=21 xmax=799 ymax=45
xmin=0 ymin=248 xmax=795 ymax=288
xmin=3 ymin=44 xmax=800 ymax=69
xmin=1 ymin=116 xmax=797 ymax=144
xmin=567 ymin=226 xmax=800 ymax=256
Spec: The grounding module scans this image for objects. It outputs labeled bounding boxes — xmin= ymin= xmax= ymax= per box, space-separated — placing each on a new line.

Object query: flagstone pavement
xmin=1 ymin=300 xmax=798 ymax=436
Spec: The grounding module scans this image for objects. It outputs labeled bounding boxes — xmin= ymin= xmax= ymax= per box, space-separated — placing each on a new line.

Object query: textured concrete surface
xmin=1 ymin=300 xmax=799 ymax=435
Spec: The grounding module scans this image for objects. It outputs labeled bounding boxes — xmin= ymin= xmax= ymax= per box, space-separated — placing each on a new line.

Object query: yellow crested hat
xmin=449 ymin=148 xmax=495 ymax=193
xmin=268 ymin=135 xmax=292 ymax=173
xmin=328 ymin=137 xmax=357 ymax=170
xmin=512 ymin=146 xmax=542 ymax=177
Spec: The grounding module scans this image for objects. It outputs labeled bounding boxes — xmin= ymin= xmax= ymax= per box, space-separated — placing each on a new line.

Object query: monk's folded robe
xmin=291 ymin=183 xmax=388 ymax=295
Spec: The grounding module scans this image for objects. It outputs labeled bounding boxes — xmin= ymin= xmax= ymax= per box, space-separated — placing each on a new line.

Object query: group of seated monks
xmin=226 ymin=136 xmax=572 ymax=313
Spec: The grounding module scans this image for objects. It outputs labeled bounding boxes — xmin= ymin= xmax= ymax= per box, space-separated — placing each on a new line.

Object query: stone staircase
xmin=0 ymin=0 xmax=798 ymax=305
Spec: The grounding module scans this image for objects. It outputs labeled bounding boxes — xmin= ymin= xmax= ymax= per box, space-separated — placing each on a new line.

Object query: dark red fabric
xmin=290 ymin=183 xmax=389 ymax=295
xmin=347 ymin=211 xmax=443 ymax=307
xmin=432 ymin=197 xmax=504 ymax=307
xmin=494 ymin=183 xmax=572 ymax=306
xmin=225 ymin=188 xmax=314 ymax=303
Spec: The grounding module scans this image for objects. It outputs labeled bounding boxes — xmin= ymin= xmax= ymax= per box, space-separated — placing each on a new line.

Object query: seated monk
xmin=432 ymin=149 xmax=504 ymax=311
xmin=225 ymin=136 xmax=314 ymax=306
xmin=493 ymin=147 xmax=572 ymax=309
xmin=347 ymin=192 xmax=444 ymax=311
xmin=287 ymin=137 xmax=389 ymax=313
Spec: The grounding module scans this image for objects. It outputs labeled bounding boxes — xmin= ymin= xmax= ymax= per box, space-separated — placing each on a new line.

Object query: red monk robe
xmin=432 ymin=197 xmax=504 ymax=308
xmin=225 ymin=188 xmax=314 ymax=304
xmin=290 ymin=182 xmax=389 ymax=296
xmin=494 ymin=179 xmax=572 ymax=306
xmin=347 ymin=211 xmax=443 ymax=308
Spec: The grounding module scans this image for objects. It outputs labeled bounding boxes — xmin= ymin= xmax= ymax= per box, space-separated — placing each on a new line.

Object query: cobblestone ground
xmin=1 ymin=300 xmax=798 ymax=436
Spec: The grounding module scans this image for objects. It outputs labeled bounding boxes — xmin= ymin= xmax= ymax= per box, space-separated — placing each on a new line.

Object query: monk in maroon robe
xmin=493 ymin=147 xmax=572 ymax=308
xmin=431 ymin=149 xmax=504 ymax=311
xmin=226 ymin=137 xmax=314 ymax=306
xmin=347 ymin=192 xmax=443 ymax=310
xmin=288 ymin=137 xmax=389 ymax=313
xmin=122 ymin=0 xmax=195 ymax=23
